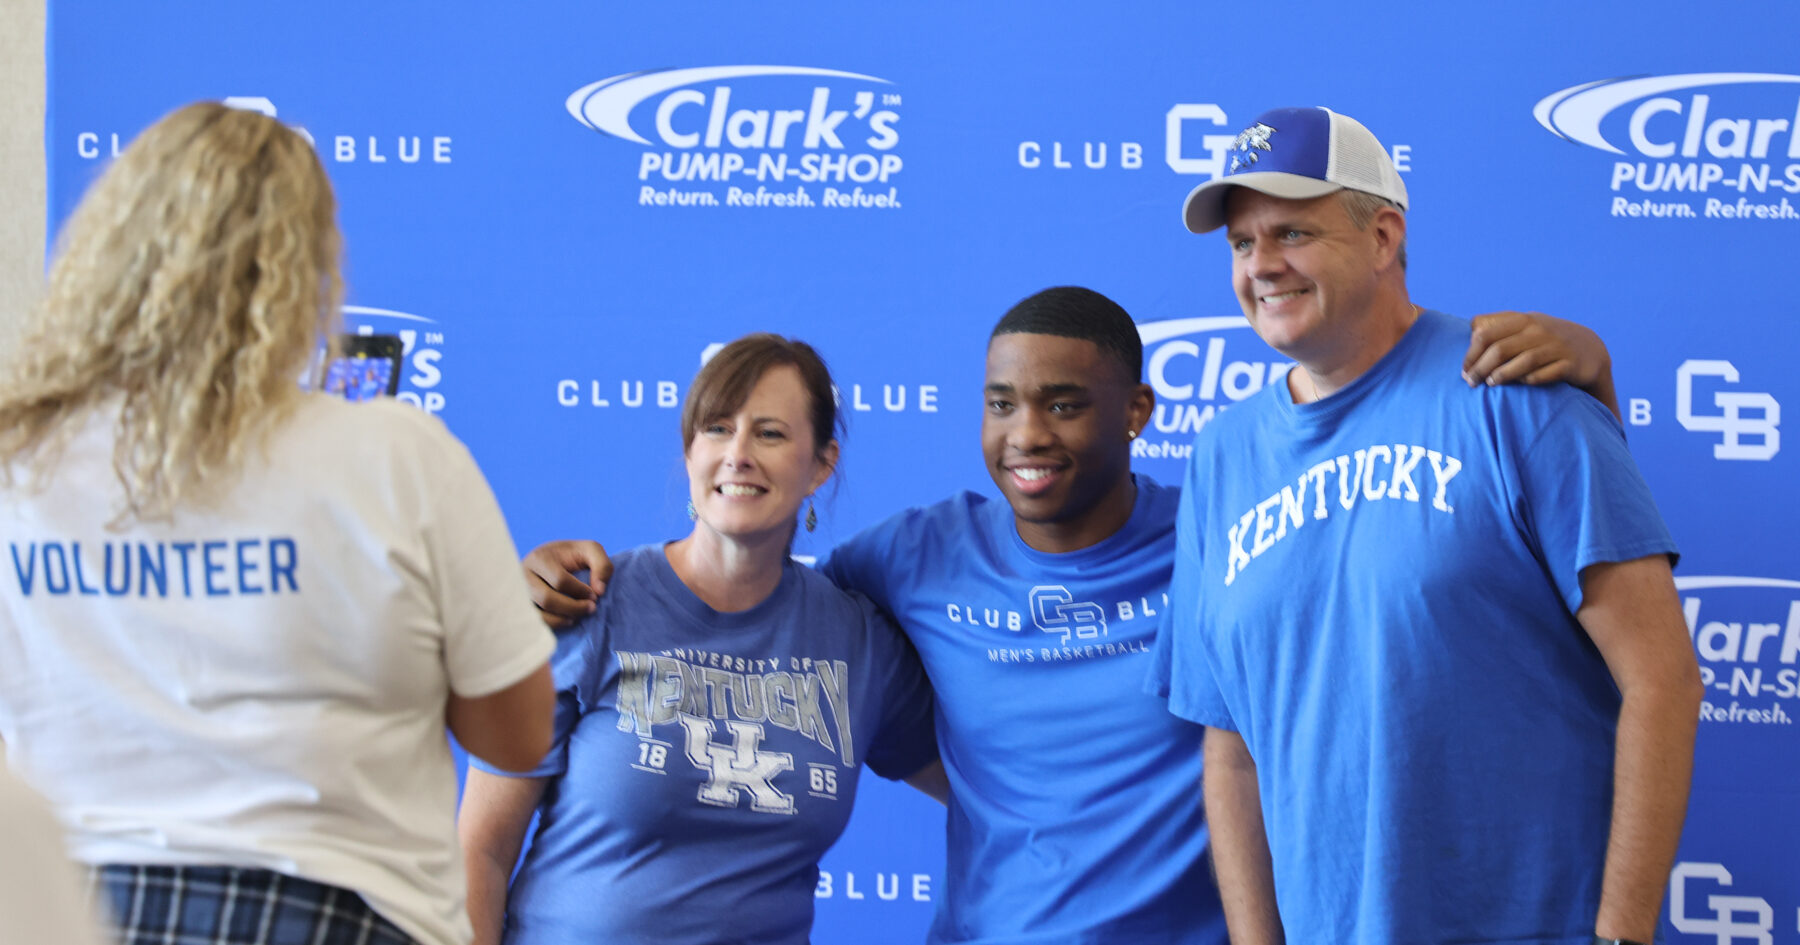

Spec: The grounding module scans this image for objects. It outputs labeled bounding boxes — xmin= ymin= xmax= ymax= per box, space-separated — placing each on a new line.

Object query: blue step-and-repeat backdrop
xmin=47 ymin=2 xmax=1799 ymax=941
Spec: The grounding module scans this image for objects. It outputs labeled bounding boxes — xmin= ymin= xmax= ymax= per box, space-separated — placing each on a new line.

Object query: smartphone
xmin=322 ymin=333 xmax=404 ymax=401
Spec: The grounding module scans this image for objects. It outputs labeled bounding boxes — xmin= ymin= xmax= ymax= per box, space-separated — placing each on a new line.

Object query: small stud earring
xmin=1127 ymin=429 xmax=1138 ymax=440
xmin=686 ymin=499 xmax=697 ymax=521
xmin=805 ymin=501 xmax=817 ymax=533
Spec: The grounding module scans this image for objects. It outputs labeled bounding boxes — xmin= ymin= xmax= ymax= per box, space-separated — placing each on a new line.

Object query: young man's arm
xmin=1464 ymin=312 xmax=1620 ymax=421
xmin=522 ymin=540 xmax=614 ymax=627
xmin=1576 ymin=554 xmax=1704 ymax=942
xmin=1203 ymin=728 xmax=1286 ymax=945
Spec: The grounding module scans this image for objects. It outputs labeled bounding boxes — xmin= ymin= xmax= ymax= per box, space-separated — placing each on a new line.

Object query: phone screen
xmin=323 ymin=334 xmax=403 ymax=401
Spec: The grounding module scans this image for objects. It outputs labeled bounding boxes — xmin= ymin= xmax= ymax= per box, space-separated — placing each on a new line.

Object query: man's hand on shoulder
xmin=523 ymin=539 xmax=612 ymax=628
xmin=1463 ymin=311 xmax=1621 ymax=421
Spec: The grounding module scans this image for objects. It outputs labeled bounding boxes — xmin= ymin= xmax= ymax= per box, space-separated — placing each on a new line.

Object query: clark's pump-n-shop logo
xmin=1129 ymin=316 xmax=1291 ymax=462
xmin=1679 ymin=575 xmax=1800 ymax=728
xmin=566 ymin=66 xmax=903 ymax=210
xmin=1535 ymin=72 xmax=1800 ymax=221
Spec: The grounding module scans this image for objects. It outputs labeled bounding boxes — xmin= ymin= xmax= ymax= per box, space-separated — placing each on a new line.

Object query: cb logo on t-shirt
xmin=1030 ymin=586 xmax=1107 ymax=646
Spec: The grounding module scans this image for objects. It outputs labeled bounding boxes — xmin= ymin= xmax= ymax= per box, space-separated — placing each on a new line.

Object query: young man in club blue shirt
xmin=525 ymin=286 xmax=1618 ymax=944
xmin=1154 ymin=106 xmax=1703 ymax=945
xmin=815 ymin=287 xmax=1225 ymax=944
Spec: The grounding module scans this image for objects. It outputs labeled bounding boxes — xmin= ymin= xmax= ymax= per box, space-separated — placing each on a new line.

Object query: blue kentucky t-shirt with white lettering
xmin=474 ymin=544 xmax=937 ymax=945
xmin=822 ymin=481 xmax=1227 ymax=945
xmin=1151 ymin=309 xmax=1678 ymax=945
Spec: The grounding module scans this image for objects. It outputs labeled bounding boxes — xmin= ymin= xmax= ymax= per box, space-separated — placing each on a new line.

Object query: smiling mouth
xmin=1259 ymin=288 xmax=1310 ymax=305
xmin=1006 ymin=465 xmax=1062 ymax=496
xmin=717 ymin=484 xmax=766 ymax=497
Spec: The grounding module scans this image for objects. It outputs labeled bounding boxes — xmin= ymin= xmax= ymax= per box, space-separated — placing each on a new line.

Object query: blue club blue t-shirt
xmin=474 ymin=544 xmax=938 ymax=945
xmin=822 ymin=480 xmax=1227 ymax=945
xmin=1151 ymin=310 xmax=1678 ymax=945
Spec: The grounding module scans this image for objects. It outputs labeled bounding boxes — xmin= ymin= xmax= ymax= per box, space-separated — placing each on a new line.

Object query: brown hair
xmin=680 ymin=334 xmax=841 ymax=463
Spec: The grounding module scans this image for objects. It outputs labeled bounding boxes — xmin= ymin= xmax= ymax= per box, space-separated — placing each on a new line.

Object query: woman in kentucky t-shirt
xmin=459 ymin=334 xmax=941 ymax=945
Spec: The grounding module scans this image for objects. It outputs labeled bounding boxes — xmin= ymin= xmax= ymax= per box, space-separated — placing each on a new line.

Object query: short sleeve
xmin=1515 ymin=394 xmax=1679 ymax=614
xmin=468 ymin=619 xmax=600 ymax=779
xmin=1148 ymin=454 xmax=1238 ymax=732
xmin=416 ymin=424 xmax=556 ymax=699
xmin=854 ymin=598 xmax=939 ymax=780
xmin=817 ymin=520 xmax=897 ymax=612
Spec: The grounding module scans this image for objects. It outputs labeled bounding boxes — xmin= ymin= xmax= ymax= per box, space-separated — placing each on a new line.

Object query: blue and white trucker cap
xmin=1181 ymin=106 xmax=1408 ymax=233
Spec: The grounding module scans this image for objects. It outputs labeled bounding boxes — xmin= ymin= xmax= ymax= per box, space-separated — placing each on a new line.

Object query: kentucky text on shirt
xmin=613 ymin=650 xmax=857 ymax=767
xmin=1224 ymin=445 xmax=1462 ymax=586
xmin=8 ymin=538 xmax=299 ymax=598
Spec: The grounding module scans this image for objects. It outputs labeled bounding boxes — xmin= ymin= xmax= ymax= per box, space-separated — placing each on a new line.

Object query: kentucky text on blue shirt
xmin=8 ymin=538 xmax=299 ymax=598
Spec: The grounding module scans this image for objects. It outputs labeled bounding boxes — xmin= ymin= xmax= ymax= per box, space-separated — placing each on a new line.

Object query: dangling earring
xmin=804 ymin=501 xmax=817 ymax=533
xmin=686 ymin=499 xmax=697 ymax=521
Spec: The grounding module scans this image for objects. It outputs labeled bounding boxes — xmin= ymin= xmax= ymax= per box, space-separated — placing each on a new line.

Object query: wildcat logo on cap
xmin=1228 ymin=122 xmax=1277 ymax=172
xmin=1181 ymin=106 xmax=1408 ymax=234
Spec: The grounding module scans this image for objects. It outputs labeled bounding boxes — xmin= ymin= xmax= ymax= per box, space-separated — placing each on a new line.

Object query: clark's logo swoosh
xmin=342 ymin=305 xmax=434 ymax=324
xmin=1136 ymin=316 xmax=1252 ymax=345
xmin=566 ymin=66 xmax=892 ymax=145
xmin=1673 ymin=575 xmax=1800 ymax=592
xmin=1534 ymin=72 xmax=1800 ymax=155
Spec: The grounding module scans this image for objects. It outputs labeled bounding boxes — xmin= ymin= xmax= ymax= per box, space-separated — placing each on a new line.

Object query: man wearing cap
xmin=1150 ymin=106 xmax=1702 ymax=945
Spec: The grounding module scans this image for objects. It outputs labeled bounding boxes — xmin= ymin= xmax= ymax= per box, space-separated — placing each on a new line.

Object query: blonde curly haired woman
xmin=0 ymin=101 xmax=555 ymax=945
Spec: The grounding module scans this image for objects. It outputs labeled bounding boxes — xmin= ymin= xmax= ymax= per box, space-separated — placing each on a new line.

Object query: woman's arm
xmin=458 ymin=769 xmax=550 ymax=945
xmin=448 ymin=663 xmax=555 ymax=773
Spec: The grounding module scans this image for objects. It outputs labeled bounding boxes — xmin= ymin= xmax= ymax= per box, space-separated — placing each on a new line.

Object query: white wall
xmin=1 ymin=0 xmax=47 ymax=351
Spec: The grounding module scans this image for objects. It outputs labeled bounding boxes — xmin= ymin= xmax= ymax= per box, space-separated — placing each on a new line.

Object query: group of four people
xmin=0 ymin=99 xmax=1698 ymax=945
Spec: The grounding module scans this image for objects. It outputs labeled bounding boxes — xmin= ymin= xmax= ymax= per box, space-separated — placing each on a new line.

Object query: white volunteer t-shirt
xmin=0 ymin=395 xmax=555 ymax=945
xmin=0 ymin=762 xmax=105 ymax=945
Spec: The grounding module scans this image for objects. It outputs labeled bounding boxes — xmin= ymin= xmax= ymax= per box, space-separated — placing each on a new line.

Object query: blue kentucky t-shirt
xmin=822 ymin=480 xmax=1227 ymax=945
xmin=474 ymin=544 xmax=937 ymax=945
xmin=1152 ymin=309 xmax=1678 ymax=945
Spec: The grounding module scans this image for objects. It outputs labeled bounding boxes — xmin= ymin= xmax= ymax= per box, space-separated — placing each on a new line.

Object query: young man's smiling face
xmin=981 ymin=332 xmax=1151 ymax=553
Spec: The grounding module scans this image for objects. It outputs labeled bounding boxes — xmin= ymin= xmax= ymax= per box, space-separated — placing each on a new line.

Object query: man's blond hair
xmin=1338 ymin=189 xmax=1408 ymax=271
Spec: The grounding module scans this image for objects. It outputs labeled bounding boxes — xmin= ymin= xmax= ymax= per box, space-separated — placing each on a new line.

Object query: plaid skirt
xmin=90 ymin=865 xmax=415 ymax=945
